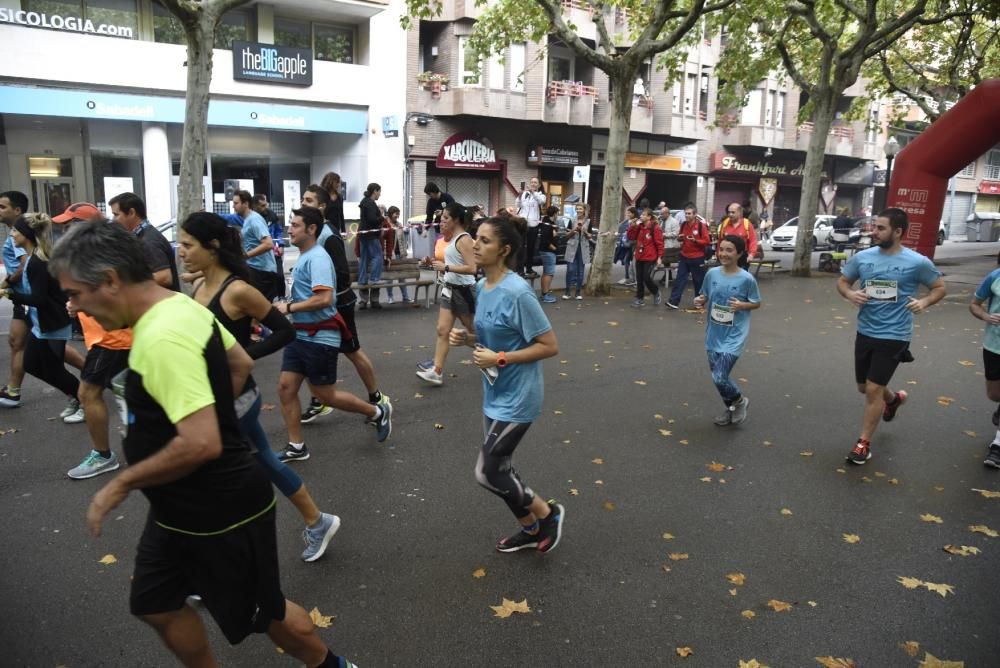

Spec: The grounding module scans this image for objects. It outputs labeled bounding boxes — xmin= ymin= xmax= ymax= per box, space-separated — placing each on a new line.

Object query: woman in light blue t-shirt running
xmin=449 ymin=215 xmax=566 ymax=554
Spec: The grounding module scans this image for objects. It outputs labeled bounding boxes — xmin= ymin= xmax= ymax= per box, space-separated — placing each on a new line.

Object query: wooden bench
xmin=749 ymin=258 xmax=779 ymax=278
xmin=349 ymin=258 xmax=437 ymax=308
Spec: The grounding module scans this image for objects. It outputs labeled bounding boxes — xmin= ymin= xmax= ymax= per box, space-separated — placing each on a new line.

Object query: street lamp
xmin=879 ymin=135 xmax=900 ymax=213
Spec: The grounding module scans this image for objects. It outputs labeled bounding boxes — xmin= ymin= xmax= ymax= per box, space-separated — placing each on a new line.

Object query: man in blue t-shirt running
xmin=837 ymin=208 xmax=945 ymax=465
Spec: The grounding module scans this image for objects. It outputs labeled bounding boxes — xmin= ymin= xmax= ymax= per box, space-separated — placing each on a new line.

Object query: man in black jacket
xmin=423 ymin=182 xmax=455 ymax=233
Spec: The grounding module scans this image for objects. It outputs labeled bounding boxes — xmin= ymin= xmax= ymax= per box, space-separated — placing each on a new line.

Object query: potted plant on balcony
xmin=417 ymin=71 xmax=450 ymax=97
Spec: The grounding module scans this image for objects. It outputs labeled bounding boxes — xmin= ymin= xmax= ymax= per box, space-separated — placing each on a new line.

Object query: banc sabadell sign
xmin=233 ymin=41 xmax=312 ymax=87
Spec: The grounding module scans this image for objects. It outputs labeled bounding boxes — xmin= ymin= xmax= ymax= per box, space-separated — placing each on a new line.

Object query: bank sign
xmin=233 ymin=41 xmax=312 ymax=87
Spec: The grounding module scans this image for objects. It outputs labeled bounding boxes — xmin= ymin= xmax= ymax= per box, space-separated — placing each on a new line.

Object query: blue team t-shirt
xmin=289 ymin=245 xmax=340 ymax=348
xmin=3 ymin=235 xmax=26 ymax=291
xmin=841 ymin=246 xmax=941 ymax=341
xmin=474 ymin=272 xmax=552 ymax=423
xmin=699 ymin=267 xmax=760 ymax=354
xmin=975 ymin=267 xmax=1000 ymax=354
xmin=242 ymin=211 xmax=277 ymax=273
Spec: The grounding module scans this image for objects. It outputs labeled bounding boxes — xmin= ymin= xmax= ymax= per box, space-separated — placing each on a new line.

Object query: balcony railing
xmin=561 ymin=0 xmax=593 ymax=13
xmin=985 ymin=164 xmax=1000 ymax=180
xmin=797 ymin=122 xmax=855 ymax=142
xmin=548 ymin=80 xmax=598 ymax=103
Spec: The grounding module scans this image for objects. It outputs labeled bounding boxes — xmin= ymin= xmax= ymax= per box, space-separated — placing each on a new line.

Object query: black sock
xmin=315 ymin=649 xmax=344 ymax=668
xmin=97 ymin=450 xmax=112 ymax=459
xmin=369 ymin=390 xmax=382 ymax=403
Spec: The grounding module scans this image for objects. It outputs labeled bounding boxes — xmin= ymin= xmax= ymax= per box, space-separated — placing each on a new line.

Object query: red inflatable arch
xmin=888 ymin=78 xmax=1000 ymax=259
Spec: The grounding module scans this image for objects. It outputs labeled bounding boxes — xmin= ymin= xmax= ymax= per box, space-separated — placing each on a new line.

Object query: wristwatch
xmin=496 ymin=351 xmax=508 ymax=368
xmin=444 ymin=264 xmax=450 ymax=273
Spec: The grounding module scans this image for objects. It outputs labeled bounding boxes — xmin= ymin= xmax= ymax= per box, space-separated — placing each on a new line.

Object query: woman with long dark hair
xmin=5 ymin=213 xmax=82 ymax=421
xmin=178 ymin=212 xmax=340 ymax=562
xmin=357 ymin=183 xmax=384 ymax=309
xmin=448 ymin=215 xmax=565 ymax=553
xmin=416 ymin=202 xmax=477 ymax=386
xmin=320 ymin=172 xmax=345 ymax=235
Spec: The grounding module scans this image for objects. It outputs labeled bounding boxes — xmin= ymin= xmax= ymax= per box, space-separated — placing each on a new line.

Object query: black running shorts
xmin=130 ymin=506 xmax=286 ymax=645
xmin=81 ymin=346 xmax=129 ymax=389
xmin=338 ymin=302 xmax=361 ymax=354
xmin=854 ymin=333 xmax=912 ymax=386
xmin=984 ymin=348 xmax=1000 ymax=381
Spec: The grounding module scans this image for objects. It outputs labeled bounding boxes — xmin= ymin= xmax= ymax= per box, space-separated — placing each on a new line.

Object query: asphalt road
xmin=2 ymin=244 xmax=999 ymax=667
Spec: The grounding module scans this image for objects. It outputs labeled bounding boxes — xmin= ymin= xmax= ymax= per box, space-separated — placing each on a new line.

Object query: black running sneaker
xmin=846 ymin=439 xmax=871 ymax=465
xmin=882 ymin=390 xmax=907 ymax=422
xmin=277 ymin=444 xmax=310 ymax=463
xmin=536 ymin=501 xmax=565 ymax=553
xmin=301 ymin=400 xmax=332 ymax=424
xmin=985 ymin=444 xmax=1000 ymax=469
xmin=496 ymin=529 xmax=540 ymax=553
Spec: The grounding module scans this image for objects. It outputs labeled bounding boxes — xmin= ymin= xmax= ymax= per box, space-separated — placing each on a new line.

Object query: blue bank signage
xmin=233 ymin=41 xmax=312 ymax=87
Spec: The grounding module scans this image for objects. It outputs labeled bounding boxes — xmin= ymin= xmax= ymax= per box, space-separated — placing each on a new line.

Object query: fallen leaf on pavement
xmin=659 ymin=429 xmax=672 ymax=436
xmin=634 ymin=380 xmax=647 ymax=386
xmin=726 ymin=572 xmax=746 ymax=586
xmin=842 ymin=534 xmax=861 ymax=544
xmin=923 ymin=581 xmax=955 ymax=597
xmin=741 ymin=610 xmax=756 ymax=619
xmin=707 ymin=461 xmax=726 ymax=472
xmin=888 ymin=478 xmax=900 ymax=485
xmin=662 ymin=533 xmax=675 ymax=540
xmin=433 ymin=423 xmax=444 ymax=429
xmin=897 ymin=576 xmax=923 ymax=589
xmin=874 ymin=471 xmax=886 ymax=478
xmin=815 ymin=658 xmax=856 ymax=668
xmin=98 ymin=554 xmax=117 ymax=565
xmin=767 ymin=599 xmax=792 ymax=612
xmin=472 ymin=568 xmax=486 ymax=578
xmin=413 ymin=393 xmax=423 ymax=399
xmin=808 ymin=601 xmax=817 ymax=607
xmin=654 ymin=414 xmax=663 ymax=420
xmin=937 ymin=396 xmax=955 ymax=406
xmin=920 ymin=513 xmax=943 ymax=524
xmin=958 ymin=360 xmax=975 ymax=366
xmin=970 ymin=524 xmax=999 ymax=537
xmin=971 ymin=488 xmax=1000 ymax=499
xmin=591 ymin=458 xmax=603 ymax=465
xmin=898 ymin=641 xmax=919 ymax=657
xmin=569 ymin=488 xmax=579 ymax=496
xmin=943 ymin=545 xmax=980 ymax=556
xmin=918 ymin=652 xmax=964 ymax=667
xmin=309 ymin=607 xmax=334 ymax=628
xmin=552 ymin=410 xmax=563 ymax=415
xmin=603 ymin=501 xmax=616 ymax=511
xmin=675 ymin=647 xmax=693 ymax=657
xmin=739 ymin=660 xmax=769 ymax=668
xmin=729 ymin=588 xmax=737 ymax=596
xmin=490 ymin=598 xmax=531 ymax=618
xmin=780 ymin=508 xmax=793 ymax=516
xmin=800 ymin=451 xmax=814 ymax=457
xmin=700 ymin=476 xmax=713 ymax=482
xmin=668 ymin=553 xmax=689 ymax=561
xmin=678 ymin=439 xmax=689 ymax=445
xmin=607 ymin=321 xmax=619 ymax=326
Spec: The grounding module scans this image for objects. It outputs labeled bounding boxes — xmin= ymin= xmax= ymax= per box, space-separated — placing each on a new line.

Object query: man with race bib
xmin=837 ymin=208 xmax=945 ymax=465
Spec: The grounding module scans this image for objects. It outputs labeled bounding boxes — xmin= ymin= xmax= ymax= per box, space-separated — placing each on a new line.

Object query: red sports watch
xmin=496 ymin=351 xmax=508 ymax=368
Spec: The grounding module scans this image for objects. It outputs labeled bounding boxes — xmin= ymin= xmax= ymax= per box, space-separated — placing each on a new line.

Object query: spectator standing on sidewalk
xmin=320 ymin=172 xmax=346 ymax=235
xmin=718 ymin=202 xmax=758 ymax=269
xmin=516 ymin=177 xmax=545 ymax=278
xmin=357 ymin=183 xmax=384 ymax=310
xmin=381 ymin=206 xmax=410 ymax=304
xmin=614 ymin=207 xmax=639 ymax=286
xmin=537 ymin=205 xmax=560 ymax=303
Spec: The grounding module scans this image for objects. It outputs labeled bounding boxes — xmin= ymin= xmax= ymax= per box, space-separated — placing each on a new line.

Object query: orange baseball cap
xmin=52 ymin=202 xmax=103 ymax=224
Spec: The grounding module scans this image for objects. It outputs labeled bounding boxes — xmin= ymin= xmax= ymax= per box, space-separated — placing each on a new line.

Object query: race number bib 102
xmin=865 ymin=279 xmax=898 ymax=302
xmin=710 ymin=303 xmax=735 ymax=326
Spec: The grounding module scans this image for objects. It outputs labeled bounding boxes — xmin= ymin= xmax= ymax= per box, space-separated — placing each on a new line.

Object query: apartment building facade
xmin=404 ymin=5 xmax=880 ymax=228
xmin=0 ymin=0 xmax=405 ymax=224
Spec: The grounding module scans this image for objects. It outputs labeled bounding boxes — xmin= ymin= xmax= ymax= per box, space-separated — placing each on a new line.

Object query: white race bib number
xmin=865 ymin=279 xmax=898 ymax=302
xmin=441 ymin=286 xmax=452 ymax=299
xmin=710 ymin=303 xmax=735 ymax=326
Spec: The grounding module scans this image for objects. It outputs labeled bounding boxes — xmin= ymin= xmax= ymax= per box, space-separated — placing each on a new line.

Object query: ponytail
xmin=444 ymin=202 xmax=471 ymax=229
xmin=181 ymin=211 xmax=250 ymax=280
xmin=25 ymin=213 xmax=53 ymax=260
xmin=364 ymin=182 xmax=381 ymax=198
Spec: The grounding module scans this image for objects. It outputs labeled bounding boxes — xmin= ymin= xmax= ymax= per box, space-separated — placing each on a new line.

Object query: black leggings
xmin=635 ymin=260 xmax=660 ymax=300
xmin=475 ymin=418 xmax=535 ymax=518
xmin=24 ymin=334 xmax=80 ymax=398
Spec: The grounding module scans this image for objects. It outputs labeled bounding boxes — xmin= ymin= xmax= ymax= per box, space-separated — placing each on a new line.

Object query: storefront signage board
xmin=233 ymin=41 xmax=312 ymax=87
xmin=0 ymin=85 xmax=366 ymax=134
xmin=436 ymin=132 xmax=499 ymax=170
xmin=527 ymin=146 xmax=580 ymax=166
xmin=0 ymin=7 xmax=134 ymax=39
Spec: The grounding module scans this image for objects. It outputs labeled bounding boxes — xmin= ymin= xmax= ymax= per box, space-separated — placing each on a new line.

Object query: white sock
xmin=289 ymin=441 xmax=305 ymax=450
xmin=993 ymin=430 xmax=1000 ymax=446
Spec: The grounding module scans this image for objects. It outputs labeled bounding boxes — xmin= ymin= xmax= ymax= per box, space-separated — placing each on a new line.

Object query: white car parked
xmin=768 ymin=215 xmax=836 ymax=251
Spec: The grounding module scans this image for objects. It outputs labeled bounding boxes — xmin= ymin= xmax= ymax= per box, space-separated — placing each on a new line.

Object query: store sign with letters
xmin=437 ymin=132 xmax=499 ymax=170
xmin=527 ymin=146 xmax=580 ymax=166
xmin=233 ymin=41 xmax=312 ymax=87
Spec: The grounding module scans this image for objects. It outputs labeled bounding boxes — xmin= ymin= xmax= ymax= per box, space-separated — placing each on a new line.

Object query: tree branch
xmin=535 ymin=0 xmax=615 ymax=71
xmin=878 ymin=53 xmax=939 ymax=120
xmin=775 ymin=33 xmax=811 ymax=94
xmin=789 ymin=0 xmax=833 ymax=44
xmin=636 ymin=0 xmax=737 ymax=58
xmin=588 ymin=0 xmax=615 ymax=57
xmin=833 ymin=0 xmax=868 ymax=24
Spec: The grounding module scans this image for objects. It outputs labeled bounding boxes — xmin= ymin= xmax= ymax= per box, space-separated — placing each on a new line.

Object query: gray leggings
xmin=475 ymin=417 xmax=535 ymax=518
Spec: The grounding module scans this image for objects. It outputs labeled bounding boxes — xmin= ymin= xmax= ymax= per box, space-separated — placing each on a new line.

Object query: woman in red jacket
xmin=626 ymin=208 xmax=664 ymax=307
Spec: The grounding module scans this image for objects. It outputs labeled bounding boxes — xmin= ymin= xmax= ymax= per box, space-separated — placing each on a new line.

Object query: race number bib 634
xmin=710 ymin=303 xmax=735 ymax=326
xmin=865 ymin=279 xmax=898 ymax=302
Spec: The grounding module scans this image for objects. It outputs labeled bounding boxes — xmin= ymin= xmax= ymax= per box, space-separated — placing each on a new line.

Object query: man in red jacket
xmin=627 ymin=208 xmax=664 ymax=307
xmin=667 ymin=204 xmax=711 ymax=309
xmin=718 ymin=202 xmax=758 ymax=269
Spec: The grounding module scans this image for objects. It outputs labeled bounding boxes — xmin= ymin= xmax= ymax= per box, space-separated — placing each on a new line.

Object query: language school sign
xmin=436 ymin=132 xmax=499 ymax=170
xmin=233 ymin=41 xmax=312 ymax=87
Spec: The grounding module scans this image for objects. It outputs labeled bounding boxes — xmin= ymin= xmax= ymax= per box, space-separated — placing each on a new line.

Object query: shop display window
xmin=275 ymin=19 xmax=355 ymax=63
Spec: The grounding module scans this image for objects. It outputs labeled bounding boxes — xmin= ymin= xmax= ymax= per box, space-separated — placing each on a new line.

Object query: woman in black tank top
xmin=179 ymin=212 xmax=342 ymax=563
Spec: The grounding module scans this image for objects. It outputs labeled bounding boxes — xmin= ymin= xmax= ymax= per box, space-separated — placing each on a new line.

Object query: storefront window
xmin=152 ymin=3 xmax=249 ymax=49
xmin=315 ymin=24 xmax=354 ymax=63
xmin=458 ymin=37 xmax=482 ymax=86
xmin=23 ymin=0 xmax=137 ymax=37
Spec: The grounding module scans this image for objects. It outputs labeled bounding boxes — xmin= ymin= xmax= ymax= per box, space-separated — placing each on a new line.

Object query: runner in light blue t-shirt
xmin=448 ymin=215 xmax=566 ymax=555
xmin=970 ymin=261 xmax=1000 ymax=468
xmin=695 ymin=235 xmax=760 ymax=427
xmin=837 ymin=208 xmax=945 ymax=466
